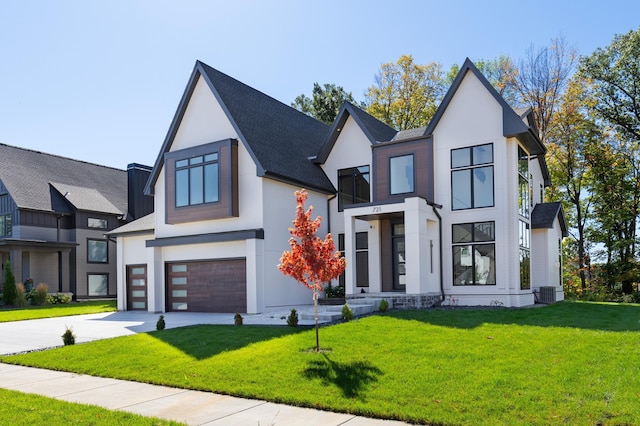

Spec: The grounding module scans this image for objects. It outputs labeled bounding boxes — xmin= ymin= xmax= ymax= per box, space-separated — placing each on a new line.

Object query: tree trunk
xmin=313 ymin=289 xmax=319 ymax=352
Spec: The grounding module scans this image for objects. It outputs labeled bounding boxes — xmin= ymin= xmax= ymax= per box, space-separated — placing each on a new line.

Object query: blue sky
xmin=1 ymin=0 xmax=638 ymax=170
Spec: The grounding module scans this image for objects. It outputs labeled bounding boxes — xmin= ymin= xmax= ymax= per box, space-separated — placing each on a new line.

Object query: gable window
xmin=88 ymin=218 xmax=108 ymax=229
xmin=390 ymin=155 xmax=415 ymax=195
xmin=87 ymin=239 xmax=108 ymax=263
xmin=175 ymin=152 xmax=219 ymax=207
xmin=338 ymin=166 xmax=370 ymax=211
xmin=0 ymin=214 xmax=11 ymax=237
xmin=451 ymin=143 xmax=494 ymax=210
xmin=452 ymin=221 xmax=495 ymax=285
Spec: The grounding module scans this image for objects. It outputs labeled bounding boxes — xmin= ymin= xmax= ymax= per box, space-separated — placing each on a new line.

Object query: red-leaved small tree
xmin=278 ymin=189 xmax=346 ymax=351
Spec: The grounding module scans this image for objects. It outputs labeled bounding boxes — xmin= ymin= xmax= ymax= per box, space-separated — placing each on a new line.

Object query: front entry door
xmin=392 ymin=224 xmax=406 ymax=291
xmin=126 ymin=265 xmax=147 ymax=311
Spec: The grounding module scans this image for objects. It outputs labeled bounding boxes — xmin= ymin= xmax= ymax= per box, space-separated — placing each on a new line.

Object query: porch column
xmin=245 ymin=238 xmax=264 ymax=314
xmin=404 ymin=198 xmax=429 ymax=294
xmin=344 ymin=214 xmax=356 ymax=295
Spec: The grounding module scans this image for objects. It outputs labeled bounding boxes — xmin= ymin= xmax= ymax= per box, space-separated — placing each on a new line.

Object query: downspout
xmin=431 ymin=204 xmax=445 ymax=302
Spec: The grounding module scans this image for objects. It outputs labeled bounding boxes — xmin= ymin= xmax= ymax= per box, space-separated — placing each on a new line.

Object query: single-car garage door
xmin=166 ymin=259 xmax=246 ymax=313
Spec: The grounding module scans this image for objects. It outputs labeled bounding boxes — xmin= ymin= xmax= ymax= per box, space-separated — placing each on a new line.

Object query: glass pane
xmin=355 ymin=232 xmax=368 ymax=250
xmin=131 ymin=267 xmax=145 ymax=275
xmin=175 ymin=159 xmax=188 ymax=168
xmin=176 ymin=169 xmax=189 ymax=207
xmin=204 ymin=163 xmax=219 ymax=203
xmin=474 ymin=244 xmax=495 ymax=285
xmin=338 ymin=170 xmax=354 ymax=210
xmin=171 ymin=264 xmax=187 ymax=272
xmin=172 ymin=302 xmax=188 ymax=310
xmin=132 ymin=279 xmax=145 ymax=287
xmin=88 ymin=275 xmax=108 ymax=296
xmin=172 ymin=277 xmax=187 ymax=285
xmin=453 ymin=245 xmax=474 ymax=285
xmin=474 ymin=222 xmax=495 ymax=242
xmin=518 ymin=146 xmax=528 ymax=175
xmin=473 ymin=144 xmax=493 ymax=165
xmin=390 ymin=155 xmax=414 ymax=194
xmin=354 ymin=166 xmax=370 ymax=204
xmin=393 ymin=224 xmax=405 ymax=236
xmin=519 ymin=220 xmax=530 ymax=249
xmin=520 ymin=248 xmax=531 ymax=289
xmin=132 ymin=290 xmax=145 ymax=298
xmin=452 ymin=169 xmax=471 ymax=210
xmin=356 ymin=251 xmax=369 ymax=286
xmin=132 ymin=301 xmax=146 ymax=309
xmin=451 ymin=147 xmax=470 ymax=168
xmin=204 ymin=153 xmax=218 ymax=162
xmin=172 ymin=289 xmax=187 ymax=298
xmin=473 ymin=166 xmax=494 ymax=208
xmin=519 ymin=174 xmax=530 ymax=217
xmin=189 ymin=156 xmax=203 ymax=165
xmin=357 ymin=166 xmax=370 ymax=183
xmin=88 ymin=218 xmax=108 ymax=229
xmin=88 ymin=240 xmax=107 ymax=263
xmin=452 ymin=224 xmax=473 ymax=243
xmin=190 ymin=166 xmax=203 ymax=205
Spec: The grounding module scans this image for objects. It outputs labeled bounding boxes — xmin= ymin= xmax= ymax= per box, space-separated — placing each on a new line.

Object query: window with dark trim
xmin=175 ymin=152 xmax=219 ymax=207
xmin=452 ymin=221 xmax=495 ymax=285
xmin=390 ymin=154 xmax=415 ymax=195
xmin=0 ymin=213 xmax=11 ymax=237
xmin=87 ymin=239 xmax=108 ymax=263
xmin=338 ymin=166 xmax=370 ymax=211
xmin=88 ymin=273 xmax=108 ymax=296
xmin=88 ymin=218 xmax=108 ymax=229
xmin=519 ymin=220 xmax=530 ymax=289
xmin=518 ymin=146 xmax=530 ymax=218
xmin=337 ymin=232 xmax=369 ymax=287
xmin=451 ymin=143 xmax=494 ymax=210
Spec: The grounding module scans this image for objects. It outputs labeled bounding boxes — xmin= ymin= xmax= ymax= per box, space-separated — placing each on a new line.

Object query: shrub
xmin=62 ymin=326 xmax=76 ymax=346
xmin=341 ymin=303 xmax=353 ymax=321
xmin=324 ymin=285 xmax=345 ymax=298
xmin=234 ymin=312 xmax=243 ymax=326
xmin=15 ymin=283 xmax=26 ymax=307
xmin=287 ymin=308 xmax=298 ymax=327
xmin=33 ymin=283 xmax=48 ymax=306
xmin=47 ymin=293 xmax=71 ymax=304
xmin=378 ymin=299 xmax=389 ymax=312
xmin=156 ymin=315 xmax=165 ymax=330
xmin=2 ymin=261 xmax=17 ymax=305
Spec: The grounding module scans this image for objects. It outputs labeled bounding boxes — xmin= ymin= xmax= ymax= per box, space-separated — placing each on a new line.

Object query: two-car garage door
xmin=166 ymin=259 xmax=246 ymax=313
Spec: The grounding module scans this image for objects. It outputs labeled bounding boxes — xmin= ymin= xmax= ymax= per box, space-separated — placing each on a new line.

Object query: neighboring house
xmin=109 ymin=58 xmax=566 ymax=314
xmin=0 ymin=143 xmax=152 ymax=299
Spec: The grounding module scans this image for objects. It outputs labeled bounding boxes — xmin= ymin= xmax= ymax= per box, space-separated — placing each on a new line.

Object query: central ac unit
xmin=539 ymin=286 xmax=556 ymax=304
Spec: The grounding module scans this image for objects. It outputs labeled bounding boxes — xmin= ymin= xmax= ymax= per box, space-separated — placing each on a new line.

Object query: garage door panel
xmin=167 ymin=259 xmax=246 ymax=313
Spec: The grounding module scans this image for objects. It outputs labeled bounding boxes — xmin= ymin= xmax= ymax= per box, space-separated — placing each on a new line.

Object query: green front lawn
xmin=2 ymin=302 xmax=639 ymax=425
xmin=0 ymin=388 xmax=183 ymax=425
xmin=0 ymin=300 xmax=117 ymax=322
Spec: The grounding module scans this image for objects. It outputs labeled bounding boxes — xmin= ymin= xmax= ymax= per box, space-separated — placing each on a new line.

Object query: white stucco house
xmin=109 ymin=58 xmax=566 ymax=313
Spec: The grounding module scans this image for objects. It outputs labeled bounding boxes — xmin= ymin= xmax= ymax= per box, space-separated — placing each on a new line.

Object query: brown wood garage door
xmin=166 ymin=259 xmax=246 ymax=313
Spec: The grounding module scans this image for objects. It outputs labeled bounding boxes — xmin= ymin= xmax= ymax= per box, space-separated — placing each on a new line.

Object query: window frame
xmin=87 ymin=273 xmax=109 ymax=297
xmin=450 ymin=143 xmax=494 ymax=210
xmin=87 ymin=238 xmax=108 ymax=264
xmin=452 ymin=221 xmax=496 ymax=286
xmin=389 ymin=154 xmax=416 ymax=195
xmin=0 ymin=213 xmax=11 ymax=237
xmin=88 ymin=217 xmax=108 ymax=229
xmin=175 ymin=152 xmax=220 ymax=208
xmin=337 ymin=165 xmax=370 ymax=211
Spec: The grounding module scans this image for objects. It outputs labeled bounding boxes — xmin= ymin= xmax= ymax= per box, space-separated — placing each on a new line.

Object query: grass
xmin=0 ymin=388 xmax=183 ymax=425
xmin=2 ymin=301 xmax=639 ymax=425
xmin=0 ymin=300 xmax=117 ymax=322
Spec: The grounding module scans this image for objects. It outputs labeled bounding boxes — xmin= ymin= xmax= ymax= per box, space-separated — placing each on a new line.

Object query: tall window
xmin=87 ymin=239 xmax=108 ymax=263
xmin=451 ymin=143 xmax=494 ymax=210
xmin=518 ymin=146 xmax=530 ymax=218
xmin=452 ymin=221 xmax=495 ymax=285
xmin=338 ymin=166 xmax=370 ymax=211
xmin=0 ymin=214 xmax=11 ymax=237
xmin=175 ymin=153 xmax=219 ymax=207
xmin=338 ymin=232 xmax=369 ymax=287
xmin=390 ymin=155 xmax=415 ymax=195
xmin=519 ymin=220 xmax=530 ymax=289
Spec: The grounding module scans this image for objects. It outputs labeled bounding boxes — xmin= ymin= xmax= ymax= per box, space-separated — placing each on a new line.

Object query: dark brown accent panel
xmin=372 ymin=137 xmax=433 ymax=203
xmin=166 ymin=259 xmax=246 ymax=313
xmin=165 ymin=139 xmax=239 ymax=224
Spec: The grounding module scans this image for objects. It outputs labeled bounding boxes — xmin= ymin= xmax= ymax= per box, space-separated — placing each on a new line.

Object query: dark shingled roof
xmin=343 ymin=102 xmax=397 ymax=143
xmin=147 ymin=61 xmax=335 ymax=195
xmin=0 ymin=143 xmax=127 ymax=215
xmin=531 ymin=202 xmax=568 ymax=237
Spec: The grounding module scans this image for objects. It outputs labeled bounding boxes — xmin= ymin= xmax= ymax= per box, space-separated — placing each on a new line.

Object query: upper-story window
xmin=338 ymin=166 xmax=370 ymax=211
xmin=518 ymin=146 xmax=530 ymax=218
xmin=0 ymin=213 xmax=11 ymax=237
xmin=175 ymin=153 xmax=219 ymax=207
xmin=390 ymin=154 xmax=415 ymax=195
xmin=88 ymin=218 xmax=108 ymax=229
xmin=451 ymin=143 xmax=494 ymax=210
xmin=87 ymin=239 xmax=108 ymax=263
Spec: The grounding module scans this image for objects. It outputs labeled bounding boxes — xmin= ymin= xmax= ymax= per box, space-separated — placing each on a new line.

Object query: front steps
xmin=299 ymin=298 xmax=386 ymax=322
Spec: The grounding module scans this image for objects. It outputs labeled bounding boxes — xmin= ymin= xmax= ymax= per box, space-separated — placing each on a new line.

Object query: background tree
xmin=291 ymin=83 xmax=358 ymax=125
xmin=365 ymin=54 xmax=445 ymax=130
xmin=2 ymin=260 xmax=17 ymax=306
xmin=278 ymin=189 xmax=346 ymax=351
xmin=447 ymin=56 xmax=520 ymax=105
xmin=516 ymin=36 xmax=577 ymax=143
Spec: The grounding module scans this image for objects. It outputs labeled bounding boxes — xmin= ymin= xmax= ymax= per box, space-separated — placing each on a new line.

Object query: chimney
xmin=127 ymin=163 xmax=153 ymax=220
